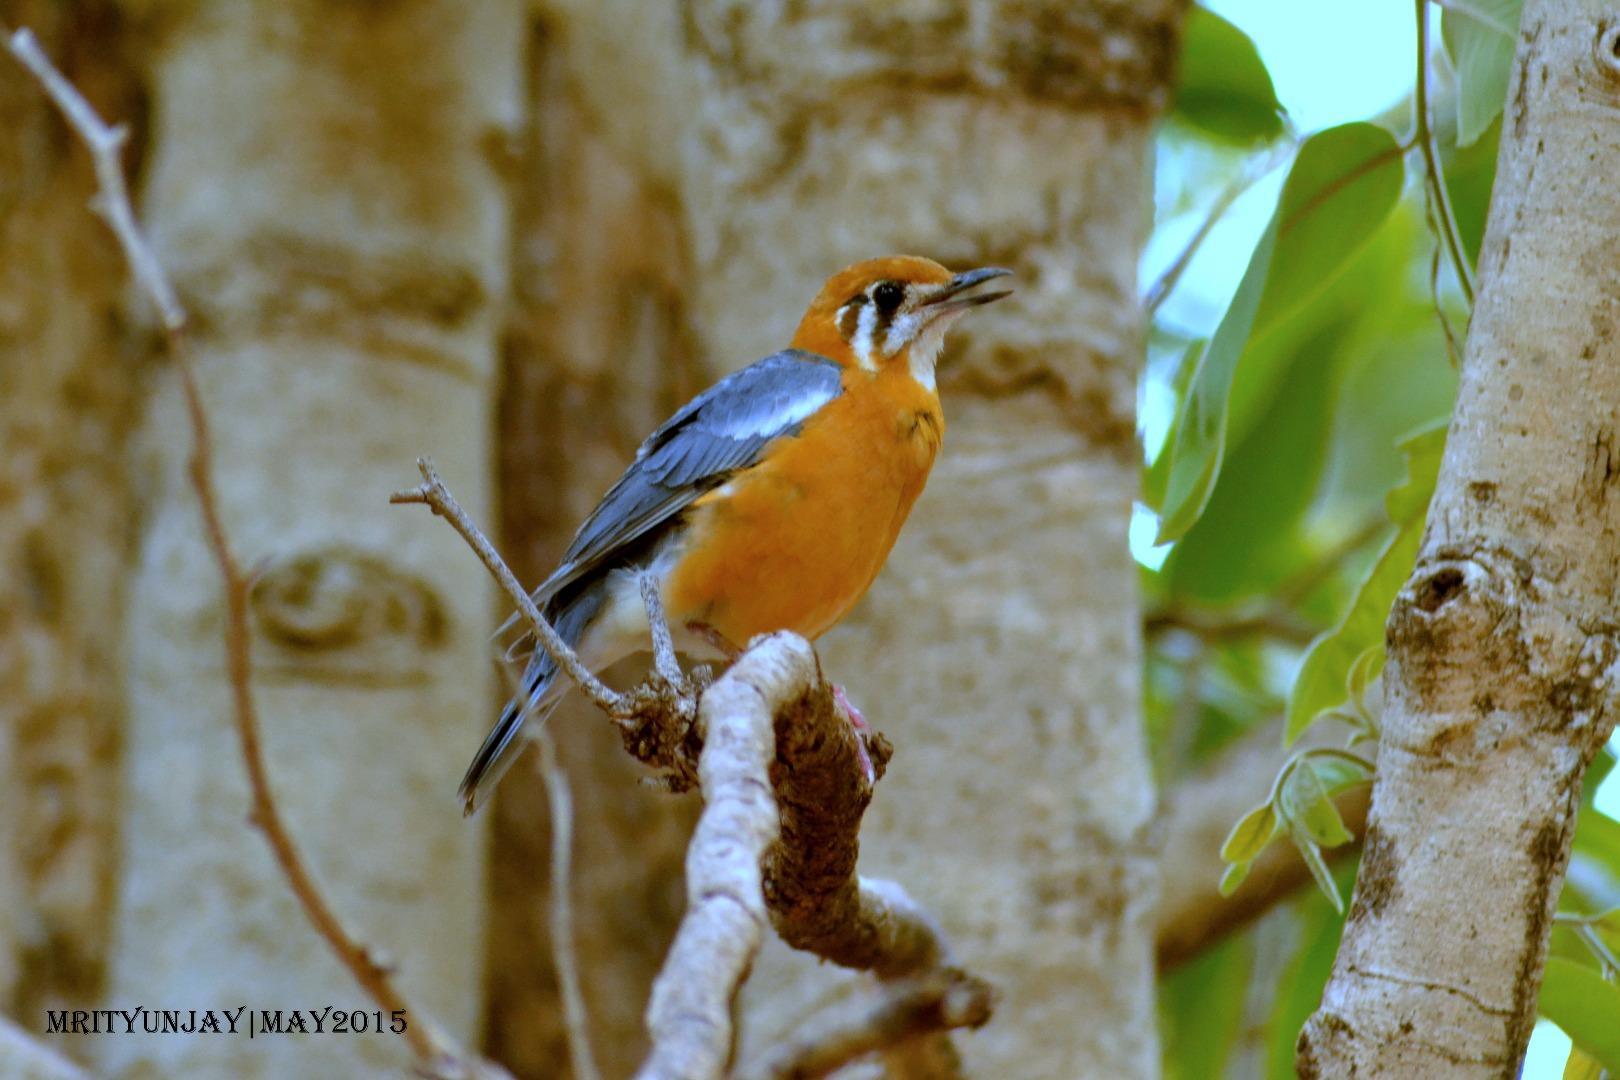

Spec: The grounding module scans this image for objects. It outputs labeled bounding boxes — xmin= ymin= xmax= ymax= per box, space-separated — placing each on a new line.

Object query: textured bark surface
xmin=483 ymin=18 xmax=704 ymax=1079
xmin=543 ymin=1 xmax=1181 ymax=1074
xmin=1300 ymin=2 xmax=1620 ymax=1074
xmin=0 ymin=0 xmax=139 ymax=1034
xmin=93 ymin=3 xmax=521 ymax=1076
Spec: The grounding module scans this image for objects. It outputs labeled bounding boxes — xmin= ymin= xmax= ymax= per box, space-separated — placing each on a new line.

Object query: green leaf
xmin=1172 ymin=6 xmax=1284 ymax=143
xmin=1283 ymin=761 xmax=1355 ymax=848
xmin=1156 ymin=123 xmax=1405 ymax=543
xmin=1143 ymin=339 xmax=1206 ymax=511
xmin=1586 ymin=748 xmax=1617 ymax=807
xmin=1442 ymin=0 xmax=1524 ymax=147
xmin=1564 ymin=1044 xmax=1604 ymax=1080
xmin=1308 ymin=751 xmax=1375 ymax=797
xmin=1164 ymin=311 xmax=1349 ymax=600
xmin=1386 ymin=420 xmax=1451 ymax=521
xmin=1222 ymin=802 xmax=1280 ymax=864
xmin=1346 ymin=644 xmax=1383 ymax=702
xmin=1265 ymin=881 xmax=1351 ymax=1079
xmin=1540 ymin=957 xmax=1620 ymax=1072
xmin=1295 ymin=837 xmax=1345 ymax=913
xmin=1286 ymin=422 xmax=1448 ymax=743
xmin=1219 ymin=860 xmax=1253 ymax=897
xmin=1157 ymin=220 xmax=1277 ymax=543
xmin=1571 ymin=810 xmax=1620 ymax=911
xmin=1160 ymin=932 xmax=1254 ymax=1080
xmin=1441 ymin=115 xmax=1502 ymax=266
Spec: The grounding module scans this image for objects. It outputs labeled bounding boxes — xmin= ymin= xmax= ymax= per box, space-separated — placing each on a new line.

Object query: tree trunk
xmin=95 ymin=3 xmax=521 ymax=1076
xmin=543 ymin=1 xmax=1181 ymax=1074
xmin=483 ymin=18 xmax=703 ymax=1077
xmin=1299 ymin=2 xmax=1620 ymax=1074
xmin=0 ymin=0 xmax=138 ymax=1036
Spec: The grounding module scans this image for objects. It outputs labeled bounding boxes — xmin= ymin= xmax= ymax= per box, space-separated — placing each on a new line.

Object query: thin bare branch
xmin=1413 ymin=0 xmax=1477 ymax=305
xmin=391 ymin=458 xmax=624 ymax=714
xmin=6 ymin=27 xmax=184 ymax=333
xmin=1144 ymin=139 xmax=1294 ymax=316
xmin=1427 ymin=222 xmax=1467 ymax=369
xmin=1144 ymin=514 xmax=1388 ymax=645
xmin=3 ymin=28 xmax=504 ymax=1079
xmin=1144 ymin=605 xmax=1319 ymax=645
xmin=734 ymin=969 xmax=993 ymax=1080
xmin=533 ymin=730 xmax=601 ymax=1080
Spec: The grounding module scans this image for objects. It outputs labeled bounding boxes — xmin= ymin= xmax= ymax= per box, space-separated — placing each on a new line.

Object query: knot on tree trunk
xmin=1384 ymin=545 xmax=1620 ymax=760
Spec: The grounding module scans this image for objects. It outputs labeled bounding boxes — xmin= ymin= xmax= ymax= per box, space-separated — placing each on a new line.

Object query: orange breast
xmin=663 ymin=364 xmax=942 ymax=646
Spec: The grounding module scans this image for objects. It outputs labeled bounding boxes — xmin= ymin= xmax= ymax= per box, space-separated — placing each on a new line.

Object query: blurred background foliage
xmin=1144 ymin=2 xmax=1620 ymax=1075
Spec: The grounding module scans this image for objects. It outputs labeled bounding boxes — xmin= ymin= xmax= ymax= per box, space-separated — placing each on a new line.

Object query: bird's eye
xmin=872 ymin=281 xmax=905 ymax=312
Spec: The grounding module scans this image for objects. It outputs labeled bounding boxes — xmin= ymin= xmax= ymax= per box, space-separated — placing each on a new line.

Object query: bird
xmin=459 ymin=255 xmax=1012 ymax=815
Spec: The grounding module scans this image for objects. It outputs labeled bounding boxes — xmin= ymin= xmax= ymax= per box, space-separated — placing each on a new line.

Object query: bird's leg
xmin=831 ymin=683 xmax=876 ymax=785
xmin=685 ymin=621 xmax=742 ymax=663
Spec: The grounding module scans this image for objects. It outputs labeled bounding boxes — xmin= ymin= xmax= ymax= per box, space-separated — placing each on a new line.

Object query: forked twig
xmin=391 ymin=458 xmax=624 ymax=714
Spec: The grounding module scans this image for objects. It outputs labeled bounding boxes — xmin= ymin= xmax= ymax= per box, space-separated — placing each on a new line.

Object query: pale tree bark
xmin=0 ymin=1015 xmax=90 ymax=1080
xmin=94 ymin=3 xmax=522 ymax=1076
xmin=1299 ymin=2 xmax=1620 ymax=1074
xmin=538 ymin=2 xmax=1180 ymax=1074
xmin=0 ymin=0 xmax=137 ymax=1032
xmin=484 ymin=17 xmax=704 ymax=1077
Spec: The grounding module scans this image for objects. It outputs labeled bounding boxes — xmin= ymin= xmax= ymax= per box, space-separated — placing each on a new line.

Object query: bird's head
xmin=791 ymin=256 xmax=1012 ymax=387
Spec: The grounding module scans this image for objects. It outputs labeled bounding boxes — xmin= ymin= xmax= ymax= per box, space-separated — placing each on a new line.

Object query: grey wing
xmin=533 ymin=348 xmax=844 ymax=605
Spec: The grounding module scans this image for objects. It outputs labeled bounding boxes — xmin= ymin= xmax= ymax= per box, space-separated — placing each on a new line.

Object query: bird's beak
xmin=919 ymin=267 xmax=1014 ymax=316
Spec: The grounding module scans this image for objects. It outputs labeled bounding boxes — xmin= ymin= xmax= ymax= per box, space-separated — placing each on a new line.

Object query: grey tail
xmin=458 ymin=587 xmax=606 ymax=817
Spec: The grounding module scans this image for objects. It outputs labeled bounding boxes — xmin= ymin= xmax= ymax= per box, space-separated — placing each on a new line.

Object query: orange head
xmin=790 ymin=256 xmax=1012 ymax=385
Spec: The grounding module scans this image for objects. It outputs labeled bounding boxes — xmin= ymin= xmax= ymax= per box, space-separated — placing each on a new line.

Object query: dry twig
xmin=392 ymin=459 xmax=624 ymax=714
xmin=532 ymin=730 xmax=601 ymax=1080
xmin=4 ymin=27 xmax=504 ymax=1079
xmin=393 ymin=458 xmax=711 ymax=791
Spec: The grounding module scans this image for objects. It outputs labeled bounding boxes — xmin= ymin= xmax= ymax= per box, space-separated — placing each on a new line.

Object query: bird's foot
xmin=831 ymin=683 xmax=876 ymax=785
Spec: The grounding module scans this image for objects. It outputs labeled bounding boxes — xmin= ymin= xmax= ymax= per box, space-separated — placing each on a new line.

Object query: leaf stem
xmin=1414 ymin=0 xmax=1478 ymax=306
xmin=1145 ymin=139 xmax=1294 ymax=316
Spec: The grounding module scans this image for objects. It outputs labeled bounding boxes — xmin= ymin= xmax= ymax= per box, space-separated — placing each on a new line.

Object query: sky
xmin=1143 ymin=4 xmax=1578 ymax=1074
xmin=1130 ymin=0 xmax=1424 ymax=572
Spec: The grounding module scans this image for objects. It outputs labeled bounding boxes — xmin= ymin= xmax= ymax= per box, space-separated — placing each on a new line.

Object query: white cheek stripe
xmin=852 ymin=303 xmax=878 ymax=371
